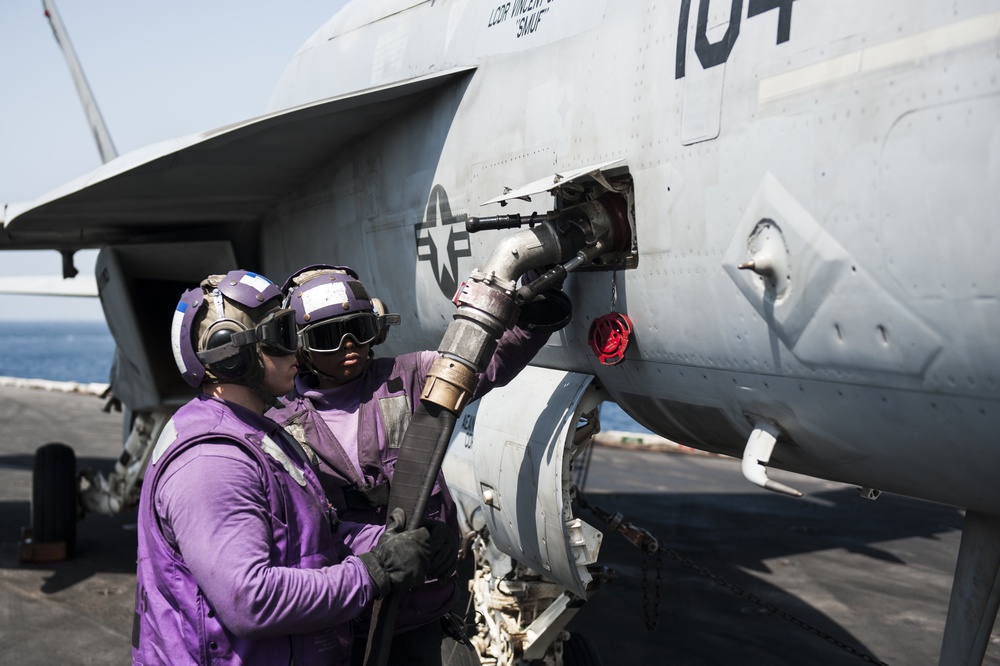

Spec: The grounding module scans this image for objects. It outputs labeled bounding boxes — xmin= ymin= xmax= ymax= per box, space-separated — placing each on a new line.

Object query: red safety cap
xmin=588 ymin=312 xmax=634 ymax=365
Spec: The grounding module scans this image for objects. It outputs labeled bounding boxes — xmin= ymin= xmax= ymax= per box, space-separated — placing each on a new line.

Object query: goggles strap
xmin=196 ymin=327 xmax=261 ymax=365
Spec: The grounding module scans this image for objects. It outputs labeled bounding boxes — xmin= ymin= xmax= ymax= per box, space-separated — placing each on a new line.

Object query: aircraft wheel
xmin=441 ymin=635 xmax=481 ymax=666
xmin=562 ymin=632 xmax=604 ymax=666
xmin=32 ymin=442 xmax=78 ymax=556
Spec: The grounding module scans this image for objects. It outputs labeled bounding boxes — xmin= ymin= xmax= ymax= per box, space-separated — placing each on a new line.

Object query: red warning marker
xmin=588 ymin=312 xmax=634 ymax=365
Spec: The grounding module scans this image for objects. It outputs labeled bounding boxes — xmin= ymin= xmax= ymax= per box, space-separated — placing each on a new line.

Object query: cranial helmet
xmin=282 ymin=264 xmax=400 ymax=354
xmin=171 ymin=270 xmax=298 ymax=388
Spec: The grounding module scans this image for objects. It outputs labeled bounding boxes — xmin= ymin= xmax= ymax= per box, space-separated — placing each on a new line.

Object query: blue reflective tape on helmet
xmin=171 ymin=287 xmax=208 ymax=387
xmin=169 ymin=269 xmax=287 ymax=388
xmin=171 ymin=302 xmax=189 ymax=376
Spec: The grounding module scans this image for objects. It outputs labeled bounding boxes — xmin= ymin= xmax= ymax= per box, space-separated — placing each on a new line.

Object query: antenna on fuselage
xmin=42 ymin=0 xmax=118 ymax=164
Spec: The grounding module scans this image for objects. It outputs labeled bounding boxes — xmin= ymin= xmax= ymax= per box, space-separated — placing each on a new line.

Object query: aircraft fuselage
xmin=251 ymin=0 xmax=1000 ymax=514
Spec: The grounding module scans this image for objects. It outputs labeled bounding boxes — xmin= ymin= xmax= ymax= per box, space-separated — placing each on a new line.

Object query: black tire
xmin=563 ymin=632 xmax=604 ymax=666
xmin=441 ymin=635 xmax=481 ymax=666
xmin=32 ymin=442 xmax=78 ymax=556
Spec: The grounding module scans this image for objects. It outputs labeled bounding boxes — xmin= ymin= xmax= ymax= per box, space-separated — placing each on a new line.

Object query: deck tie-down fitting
xmin=741 ymin=420 xmax=802 ymax=497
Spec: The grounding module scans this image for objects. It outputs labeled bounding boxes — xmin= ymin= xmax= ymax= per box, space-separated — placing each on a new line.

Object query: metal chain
xmin=610 ymin=270 xmax=618 ymax=312
xmin=578 ymin=495 xmax=889 ymax=665
xmin=640 ymin=547 xmax=662 ymax=631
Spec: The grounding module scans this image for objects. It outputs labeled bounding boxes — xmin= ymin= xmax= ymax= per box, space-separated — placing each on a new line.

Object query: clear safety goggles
xmin=254 ymin=308 xmax=299 ymax=356
xmin=299 ymin=311 xmax=381 ymax=353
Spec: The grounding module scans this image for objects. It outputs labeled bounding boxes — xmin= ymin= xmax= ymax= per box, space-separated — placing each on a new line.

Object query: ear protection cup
xmin=202 ymin=321 xmax=255 ymax=381
xmin=371 ymin=298 xmax=391 ymax=346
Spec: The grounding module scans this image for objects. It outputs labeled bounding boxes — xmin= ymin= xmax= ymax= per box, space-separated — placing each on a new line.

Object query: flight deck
xmin=0 ymin=383 xmax=996 ymax=665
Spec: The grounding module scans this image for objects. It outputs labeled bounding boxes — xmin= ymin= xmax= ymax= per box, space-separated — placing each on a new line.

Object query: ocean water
xmin=0 ymin=320 xmax=116 ymax=385
xmin=0 ymin=319 xmax=649 ymax=432
xmin=599 ymin=401 xmax=653 ymax=434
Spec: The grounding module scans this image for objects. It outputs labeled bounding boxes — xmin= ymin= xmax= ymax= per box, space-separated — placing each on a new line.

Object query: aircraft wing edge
xmin=0 ymin=275 xmax=99 ymax=297
xmin=3 ymin=65 xmax=478 ymax=237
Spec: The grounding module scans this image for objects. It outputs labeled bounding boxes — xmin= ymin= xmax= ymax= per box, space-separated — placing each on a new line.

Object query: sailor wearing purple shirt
xmin=132 ymin=270 xmax=453 ymax=666
xmin=269 ymin=265 xmax=561 ymax=665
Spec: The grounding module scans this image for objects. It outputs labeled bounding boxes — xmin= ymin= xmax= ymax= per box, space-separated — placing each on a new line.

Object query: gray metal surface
xmin=447 ymin=367 xmax=599 ymax=600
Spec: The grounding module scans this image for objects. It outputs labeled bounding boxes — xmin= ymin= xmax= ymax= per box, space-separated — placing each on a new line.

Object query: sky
xmin=0 ymin=1 xmax=346 ymax=320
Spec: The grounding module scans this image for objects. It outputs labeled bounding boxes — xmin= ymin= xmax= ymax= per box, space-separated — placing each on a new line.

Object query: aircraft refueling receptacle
xmin=427 ymin=190 xmax=632 ymax=416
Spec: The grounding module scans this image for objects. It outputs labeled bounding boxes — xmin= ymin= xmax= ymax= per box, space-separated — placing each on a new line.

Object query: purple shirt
xmin=133 ymin=395 xmax=383 ymax=666
xmin=303 ymin=381 xmax=363 ymax=477
xmin=157 ymin=443 xmax=379 ymax=636
xmin=268 ymin=327 xmax=550 ymax=636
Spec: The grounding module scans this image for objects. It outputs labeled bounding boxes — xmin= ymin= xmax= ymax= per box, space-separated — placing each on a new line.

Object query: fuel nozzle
xmin=466 ymin=212 xmax=550 ymax=232
xmin=421 ymin=193 xmax=631 ymax=415
xmin=515 ymin=193 xmax=631 ymax=303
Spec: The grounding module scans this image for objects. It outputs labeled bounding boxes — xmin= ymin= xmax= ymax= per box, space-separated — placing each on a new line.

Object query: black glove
xmin=422 ymin=519 xmax=459 ymax=580
xmin=358 ymin=508 xmax=430 ymax=598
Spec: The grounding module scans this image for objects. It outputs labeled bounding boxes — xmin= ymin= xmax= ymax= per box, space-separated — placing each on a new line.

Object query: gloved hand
xmin=358 ymin=508 xmax=430 ymax=598
xmin=422 ymin=519 xmax=459 ymax=580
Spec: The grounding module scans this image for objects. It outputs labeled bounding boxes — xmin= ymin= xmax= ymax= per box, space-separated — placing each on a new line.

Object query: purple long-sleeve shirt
xmin=268 ymin=325 xmax=551 ymax=638
xmin=157 ymin=442 xmax=381 ymax=638
xmin=133 ymin=395 xmax=384 ymax=666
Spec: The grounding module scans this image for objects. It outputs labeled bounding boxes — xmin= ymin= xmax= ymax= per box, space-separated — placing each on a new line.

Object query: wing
xmin=1 ymin=66 xmax=475 ymax=250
